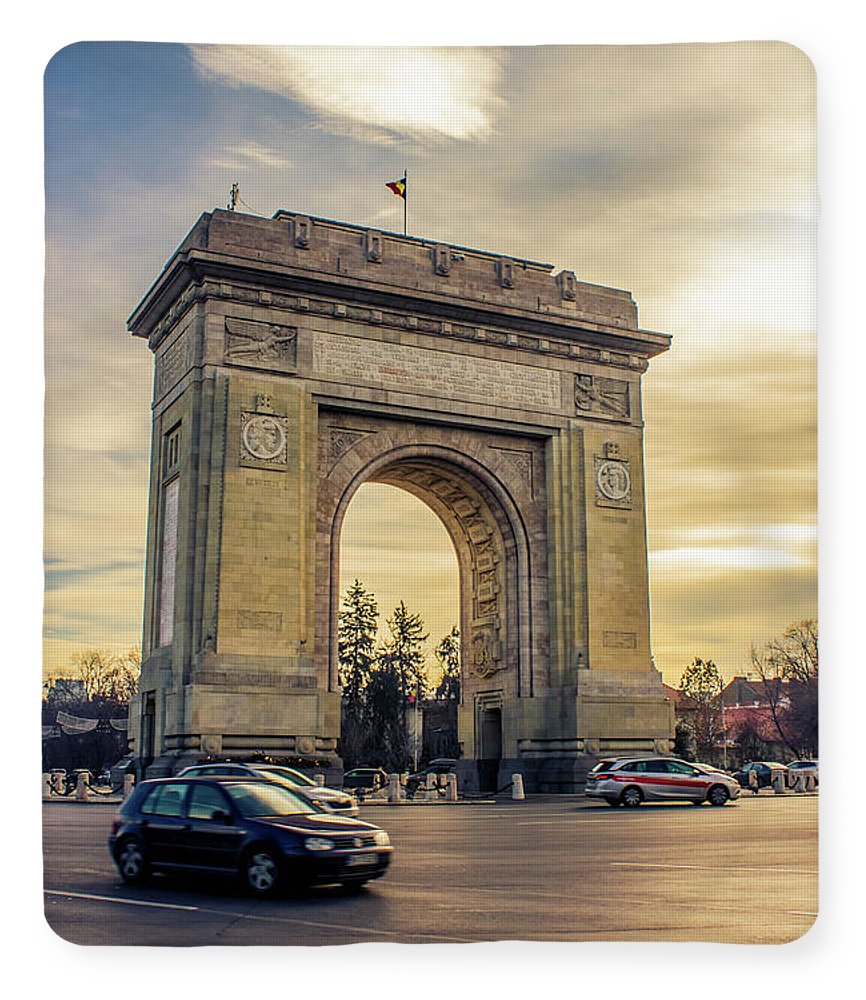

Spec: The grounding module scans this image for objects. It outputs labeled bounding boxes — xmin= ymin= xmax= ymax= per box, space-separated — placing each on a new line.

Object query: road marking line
xmin=610 ymin=863 xmax=818 ymax=875
xmin=43 ymin=889 xmax=476 ymax=943
xmin=788 ymin=911 xmax=819 ymax=917
xmin=44 ymin=890 xmax=200 ymax=912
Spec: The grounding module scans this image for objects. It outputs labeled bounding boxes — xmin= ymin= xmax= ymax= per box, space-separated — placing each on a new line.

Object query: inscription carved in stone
xmin=237 ymin=609 xmax=283 ymax=631
xmin=156 ymin=329 xmax=190 ymax=398
xmin=575 ymin=374 xmax=630 ymax=418
xmin=313 ymin=333 xmax=561 ymax=411
xmin=603 ymin=630 xmax=637 ymax=649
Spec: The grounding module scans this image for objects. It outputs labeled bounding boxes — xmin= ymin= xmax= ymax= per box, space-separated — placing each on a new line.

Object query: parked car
xmin=406 ymin=758 xmax=458 ymax=798
xmin=342 ymin=768 xmax=389 ymax=793
xmin=178 ymin=762 xmax=358 ymax=816
xmin=786 ymin=760 xmax=819 ymax=785
xmin=109 ymin=777 xmax=392 ymax=896
xmin=585 ymin=756 xmax=741 ymax=807
xmin=731 ymin=761 xmax=788 ymax=790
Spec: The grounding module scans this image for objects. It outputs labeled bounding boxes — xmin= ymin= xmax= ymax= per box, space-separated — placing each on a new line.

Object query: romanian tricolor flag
xmin=386 ymin=176 xmax=406 ymax=200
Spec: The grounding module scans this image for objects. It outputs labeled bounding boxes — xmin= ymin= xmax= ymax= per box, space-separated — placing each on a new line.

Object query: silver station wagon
xmin=585 ymin=756 xmax=741 ymax=808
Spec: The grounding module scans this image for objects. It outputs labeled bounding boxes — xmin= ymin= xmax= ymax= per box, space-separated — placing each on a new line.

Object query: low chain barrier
xmin=43 ymin=771 xmax=134 ymax=801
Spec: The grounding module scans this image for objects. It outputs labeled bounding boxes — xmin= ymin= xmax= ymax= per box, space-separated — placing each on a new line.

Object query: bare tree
xmin=749 ymin=620 xmax=818 ymax=758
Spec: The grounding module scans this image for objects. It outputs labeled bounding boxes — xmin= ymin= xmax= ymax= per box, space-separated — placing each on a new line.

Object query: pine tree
xmin=378 ymin=600 xmax=429 ymax=701
xmin=337 ymin=580 xmax=379 ymax=722
xmin=434 ymin=625 xmax=461 ymax=701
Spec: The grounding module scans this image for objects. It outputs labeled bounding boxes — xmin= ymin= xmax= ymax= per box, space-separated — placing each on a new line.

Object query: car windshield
xmin=589 ymin=760 xmax=618 ymax=774
xmin=259 ymin=766 xmax=316 ymax=787
xmin=223 ymin=782 xmax=319 ymax=817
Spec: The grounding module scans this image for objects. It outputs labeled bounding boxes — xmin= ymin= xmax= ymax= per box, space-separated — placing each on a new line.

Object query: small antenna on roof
xmin=227 ymin=182 xmax=240 ymax=211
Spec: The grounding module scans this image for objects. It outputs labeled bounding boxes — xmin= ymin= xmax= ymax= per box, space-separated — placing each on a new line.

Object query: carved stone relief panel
xmin=594 ymin=442 xmax=633 ymax=510
xmin=240 ymin=394 xmax=288 ymax=470
xmin=224 ymin=317 xmax=298 ymax=374
xmin=575 ymin=374 xmax=631 ymax=419
xmin=327 ymin=428 xmax=372 ymax=469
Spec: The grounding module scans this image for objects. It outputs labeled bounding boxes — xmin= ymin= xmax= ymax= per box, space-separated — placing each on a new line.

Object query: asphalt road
xmin=42 ymin=793 xmax=818 ymax=946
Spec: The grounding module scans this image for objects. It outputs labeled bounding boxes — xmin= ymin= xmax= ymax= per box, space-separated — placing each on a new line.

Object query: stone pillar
xmin=512 ymin=773 xmax=525 ymax=800
xmin=388 ymin=773 xmax=403 ymax=804
xmin=42 ymin=774 xmax=52 ymax=799
xmin=75 ymin=771 xmax=90 ymax=801
xmin=772 ymin=770 xmax=786 ymax=794
xmin=123 ymin=775 xmax=135 ymax=799
xmin=445 ymin=773 xmax=458 ymax=802
xmin=51 ymin=771 xmax=64 ymax=795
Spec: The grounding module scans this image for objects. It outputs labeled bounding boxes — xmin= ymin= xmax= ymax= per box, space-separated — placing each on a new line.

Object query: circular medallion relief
xmin=243 ymin=415 xmax=285 ymax=461
xmin=596 ymin=460 xmax=631 ymax=501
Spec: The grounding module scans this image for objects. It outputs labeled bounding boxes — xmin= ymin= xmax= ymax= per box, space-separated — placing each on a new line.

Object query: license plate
xmin=345 ymin=852 xmax=377 ymax=867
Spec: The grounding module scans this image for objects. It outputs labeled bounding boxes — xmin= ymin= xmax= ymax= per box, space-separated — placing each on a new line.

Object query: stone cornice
xmin=136 ymin=260 xmax=662 ymax=373
xmin=128 ymin=213 xmax=671 ymax=367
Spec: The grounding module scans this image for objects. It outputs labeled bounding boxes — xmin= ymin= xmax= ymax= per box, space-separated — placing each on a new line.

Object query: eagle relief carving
xmin=224 ymin=317 xmax=297 ymax=372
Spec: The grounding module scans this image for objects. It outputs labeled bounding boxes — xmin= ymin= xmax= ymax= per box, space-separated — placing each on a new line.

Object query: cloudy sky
xmin=42 ymin=40 xmax=816 ymax=686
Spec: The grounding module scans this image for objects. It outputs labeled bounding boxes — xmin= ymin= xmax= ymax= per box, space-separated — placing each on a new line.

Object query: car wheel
xmin=117 ymin=838 xmax=149 ymax=884
xmin=620 ymin=786 xmax=643 ymax=808
xmin=243 ymin=848 xmax=281 ymax=897
xmin=708 ymin=785 xmax=730 ymax=807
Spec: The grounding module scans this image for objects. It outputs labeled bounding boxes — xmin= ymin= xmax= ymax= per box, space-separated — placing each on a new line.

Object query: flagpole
xmin=403 ymin=167 xmax=408 ymax=235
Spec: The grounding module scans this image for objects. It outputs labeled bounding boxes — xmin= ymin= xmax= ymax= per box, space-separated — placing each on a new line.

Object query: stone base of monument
xmin=455 ymin=755 xmax=601 ymax=795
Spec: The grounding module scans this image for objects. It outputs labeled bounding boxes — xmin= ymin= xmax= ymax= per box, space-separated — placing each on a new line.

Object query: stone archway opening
xmin=339 ymin=481 xmax=461 ymax=675
xmin=320 ymin=414 xmax=546 ymax=792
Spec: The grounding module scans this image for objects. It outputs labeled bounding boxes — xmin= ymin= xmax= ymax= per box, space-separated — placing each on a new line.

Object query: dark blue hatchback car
xmin=109 ymin=777 xmax=392 ymax=896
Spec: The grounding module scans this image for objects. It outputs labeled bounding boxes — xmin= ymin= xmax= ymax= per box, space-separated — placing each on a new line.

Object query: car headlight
xmin=304 ymin=837 xmax=335 ymax=852
xmin=373 ymin=830 xmax=390 ymax=847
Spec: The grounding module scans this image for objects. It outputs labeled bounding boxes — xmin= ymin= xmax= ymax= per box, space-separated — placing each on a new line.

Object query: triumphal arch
xmin=127 ymin=208 xmax=674 ymax=791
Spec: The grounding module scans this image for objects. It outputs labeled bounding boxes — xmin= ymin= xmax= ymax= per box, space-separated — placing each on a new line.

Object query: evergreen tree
xmin=378 ymin=600 xmax=429 ymax=701
xmin=337 ymin=579 xmax=379 ymax=721
xmin=678 ymin=657 xmax=725 ymax=763
xmin=434 ymin=625 xmax=461 ymax=701
xmin=363 ymin=659 xmax=413 ymax=771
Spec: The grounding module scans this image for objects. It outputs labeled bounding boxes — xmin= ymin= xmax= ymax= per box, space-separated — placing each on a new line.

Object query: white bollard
xmin=388 ymin=772 xmax=403 ymax=804
xmin=772 ymin=770 xmax=786 ymax=794
xmin=512 ymin=773 xmax=525 ymax=800
xmin=123 ymin=774 xmax=135 ymax=799
xmin=314 ymin=773 xmax=325 ymax=786
xmin=42 ymin=774 xmax=52 ymax=799
xmin=748 ymin=769 xmax=759 ymax=793
xmin=793 ymin=772 xmax=805 ymax=793
xmin=51 ymin=771 xmax=65 ymax=795
xmin=75 ymin=771 xmax=90 ymax=801
xmin=445 ymin=773 xmax=458 ymax=802
xmin=805 ymin=774 xmax=816 ymax=792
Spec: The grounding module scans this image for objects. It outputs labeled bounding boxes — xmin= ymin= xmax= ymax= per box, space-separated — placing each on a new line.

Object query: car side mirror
xmin=211 ymin=808 xmax=232 ymax=824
